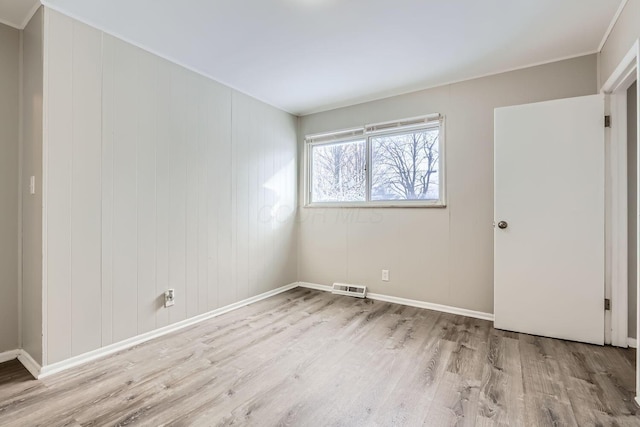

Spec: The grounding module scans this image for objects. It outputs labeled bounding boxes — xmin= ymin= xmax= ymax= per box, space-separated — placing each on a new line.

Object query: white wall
xmin=298 ymin=55 xmax=598 ymax=314
xmin=21 ymin=7 xmax=44 ymax=364
xmin=43 ymin=10 xmax=297 ymax=365
xmin=0 ymin=22 xmax=20 ymax=354
xmin=629 ymin=81 xmax=637 ymax=339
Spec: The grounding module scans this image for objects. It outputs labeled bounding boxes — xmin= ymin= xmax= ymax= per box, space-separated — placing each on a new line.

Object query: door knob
xmin=498 ymin=221 xmax=508 ymax=229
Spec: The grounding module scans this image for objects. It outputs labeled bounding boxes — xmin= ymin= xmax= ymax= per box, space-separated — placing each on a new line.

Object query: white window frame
xmin=304 ymin=114 xmax=446 ymax=208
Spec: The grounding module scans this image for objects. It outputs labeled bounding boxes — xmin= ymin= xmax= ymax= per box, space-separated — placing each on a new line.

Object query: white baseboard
xmin=367 ymin=292 xmax=495 ymax=321
xmin=17 ymin=350 xmax=42 ymax=378
xmin=628 ymin=338 xmax=637 ymax=348
xmin=0 ymin=349 xmax=20 ymax=364
xmin=38 ymin=282 xmax=298 ymax=379
xmin=0 ymin=349 xmax=42 ymax=379
xmin=298 ymin=282 xmax=333 ymax=292
xmin=297 ymin=282 xmax=495 ymax=322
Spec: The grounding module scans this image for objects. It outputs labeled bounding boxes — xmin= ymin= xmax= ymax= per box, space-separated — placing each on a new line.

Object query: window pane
xmin=311 ymin=140 xmax=366 ymax=203
xmin=370 ymin=128 xmax=440 ymax=201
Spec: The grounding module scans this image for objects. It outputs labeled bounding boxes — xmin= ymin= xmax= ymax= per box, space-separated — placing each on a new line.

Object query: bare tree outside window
xmin=311 ymin=140 xmax=366 ymax=202
xmin=371 ymin=129 xmax=439 ymax=201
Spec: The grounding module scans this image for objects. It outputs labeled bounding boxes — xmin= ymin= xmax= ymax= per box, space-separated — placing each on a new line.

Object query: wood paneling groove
xmin=111 ymin=38 xmax=139 ymax=345
xmin=100 ymin=31 xmax=114 ymax=349
xmin=46 ymin=11 xmax=74 ymax=364
xmin=154 ymin=58 xmax=171 ymax=331
xmin=69 ymin=20 xmax=102 ymax=357
xmin=136 ymin=49 xmax=158 ymax=336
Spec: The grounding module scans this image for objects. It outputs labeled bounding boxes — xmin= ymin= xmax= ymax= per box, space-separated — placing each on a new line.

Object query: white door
xmin=494 ymin=94 xmax=605 ymax=345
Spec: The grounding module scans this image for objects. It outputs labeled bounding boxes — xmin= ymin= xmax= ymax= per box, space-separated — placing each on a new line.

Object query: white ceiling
xmin=23 ymin=1 xmax=627 ymax=114
xmin=0 ymin=0 xmax=39 ymax=29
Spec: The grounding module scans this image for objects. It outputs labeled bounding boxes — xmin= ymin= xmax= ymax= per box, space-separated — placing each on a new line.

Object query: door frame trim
xmin=601 ymin=38 xmax=639 ymax=397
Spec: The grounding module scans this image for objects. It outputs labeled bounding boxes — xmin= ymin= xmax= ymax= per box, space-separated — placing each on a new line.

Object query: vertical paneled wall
xmin=22 ymin=8 xmax=44 ymax=364
xmin=44 ymin=10 xmax=297 ymax=365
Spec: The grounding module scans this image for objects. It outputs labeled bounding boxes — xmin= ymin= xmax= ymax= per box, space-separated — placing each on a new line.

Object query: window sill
xmin=303 ymin=201 xmax=447 ymax=209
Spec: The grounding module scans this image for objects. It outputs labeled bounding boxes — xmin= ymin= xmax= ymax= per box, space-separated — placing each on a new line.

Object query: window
xmin=311 ymin=139 xmax=366 ymax=203
xmin=306 ymin=115 xmax=444 ymax=207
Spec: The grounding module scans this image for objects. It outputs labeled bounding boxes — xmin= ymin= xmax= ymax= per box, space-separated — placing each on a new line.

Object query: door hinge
xmin=605 ymin=298 xmax=611 ymax=310
xmin=605 ymin=115 xmax=611 ymax=128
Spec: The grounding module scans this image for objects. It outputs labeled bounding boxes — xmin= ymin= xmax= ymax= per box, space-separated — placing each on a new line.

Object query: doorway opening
xmin=602 ymin=38 xmax=639 ymax=403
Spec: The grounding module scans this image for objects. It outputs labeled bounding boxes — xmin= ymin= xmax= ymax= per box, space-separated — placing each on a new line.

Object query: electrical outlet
xmin=164 ymin=289 xmax=175 ymax=307
xmin=382 ymin=269 xmax=390 ymax=282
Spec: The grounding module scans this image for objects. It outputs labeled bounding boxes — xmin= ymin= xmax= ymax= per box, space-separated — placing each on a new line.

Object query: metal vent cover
xmin=331 ymin=283 xmax=367 ymax=298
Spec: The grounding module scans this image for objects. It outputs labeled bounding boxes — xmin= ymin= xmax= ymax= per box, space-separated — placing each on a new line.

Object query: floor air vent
xmin=331 ymin=283 xmax=367 ymax=298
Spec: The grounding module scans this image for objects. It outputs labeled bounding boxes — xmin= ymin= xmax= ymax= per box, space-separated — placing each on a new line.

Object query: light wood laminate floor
xmin=0 ymin=288 xmax=638 ymax=426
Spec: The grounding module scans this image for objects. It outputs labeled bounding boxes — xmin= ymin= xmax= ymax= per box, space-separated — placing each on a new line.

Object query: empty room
xmin=1 ymin=0 xmax=640 ymax=425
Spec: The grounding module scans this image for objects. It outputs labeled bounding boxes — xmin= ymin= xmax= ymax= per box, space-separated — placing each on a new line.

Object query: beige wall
xmin=298 ymin=55 xmax=598 ymax=314
xmin=43 ymin=10 xmax=297 ymax=365
xmin=599 ymin=0 xmax=640 ymax=89
xmin=0 ymin=22 xmax=20 ymax=353
xmin=21 ymin=7 xmax=44 ymax=364
xmin=629 ymin=81 xmax=638 ymax=339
